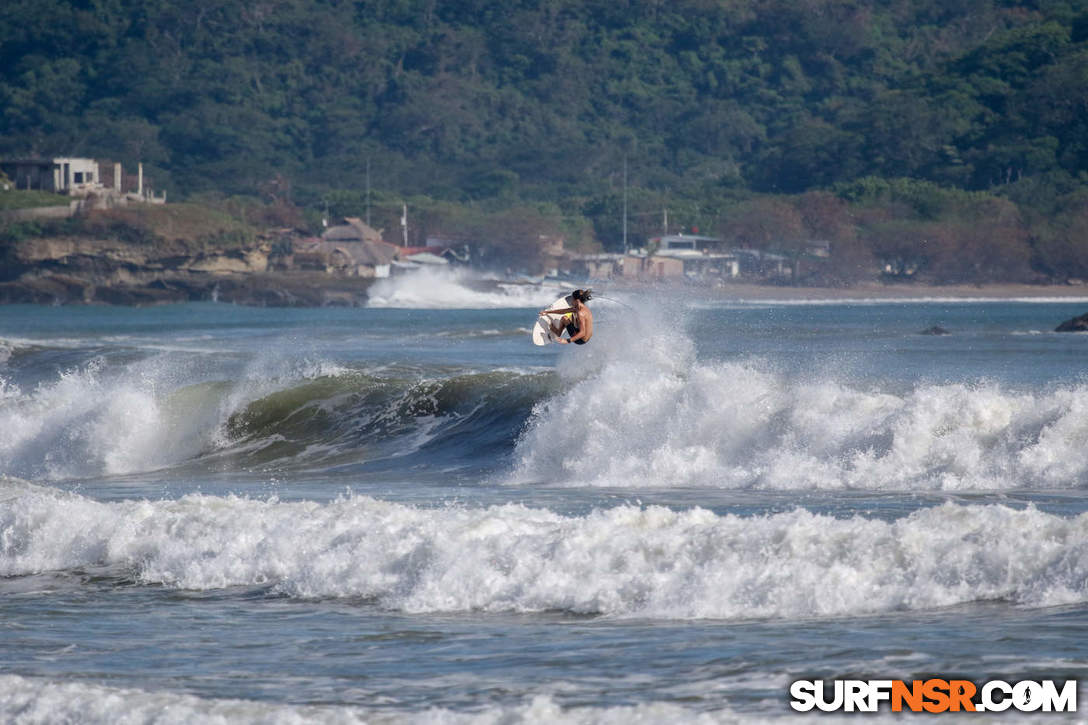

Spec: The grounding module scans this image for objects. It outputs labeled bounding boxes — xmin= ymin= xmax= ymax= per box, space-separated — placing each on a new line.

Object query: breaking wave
xmin=3 ymin=303 xmax=1086 ymax=490
xmin=512 ymin=309 xmax=1088 ymax=490
xmin=217 ymin=368 xmax=549 ymax=472
xmin=367 ymin=268 xmax=564 ymax=309
xmin=0 ymin=353 xmax=550 ymax=481
xmin=3 ymin=481 xmax=1087 ymax=620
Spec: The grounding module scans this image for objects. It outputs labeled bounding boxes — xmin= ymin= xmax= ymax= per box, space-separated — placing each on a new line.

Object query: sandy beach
xmin=700 ymin=281 xmax=1088 ymax=301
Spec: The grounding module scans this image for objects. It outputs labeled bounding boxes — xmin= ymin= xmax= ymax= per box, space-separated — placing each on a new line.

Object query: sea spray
xmin=0 ymin=354 xmax=239 ymax=480
xmin=367 ymin=267 xmax=562 ymax=309
xmin=0 ymin=351 xmax=362 ymax=480
xmin=4 ymin=482 xmax=1087 ymax=619
xmin=383 ymin=293 xmax=1088 ymax=491
xmin=0 ymin=357 xmax=194 ymax=480
xmin=514 ymin=338 xmax=1088 ymax=490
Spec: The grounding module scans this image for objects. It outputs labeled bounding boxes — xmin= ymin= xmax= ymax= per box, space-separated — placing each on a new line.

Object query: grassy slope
xmin=0 ymin=189 xmax=71 ymax=210
xmin=81 ymin=203 xmax=257 ymax=248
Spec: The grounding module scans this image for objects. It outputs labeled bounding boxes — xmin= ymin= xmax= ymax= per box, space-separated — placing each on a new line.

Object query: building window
xmin=73 ymin=172 xmax=84 ymax=184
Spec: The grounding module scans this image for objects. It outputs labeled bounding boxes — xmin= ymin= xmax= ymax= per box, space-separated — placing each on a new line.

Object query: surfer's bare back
xmin=544 ymin=288 xmax=594 ymax=345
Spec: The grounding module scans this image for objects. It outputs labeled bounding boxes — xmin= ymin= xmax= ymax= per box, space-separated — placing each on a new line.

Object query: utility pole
xmin=401 ymin=202 xmax=408 ymax=246
xmin=663 ymin=207 xmax=668 ymax=236
xmin=622 ymin=154 xmax=628 ymax=254
xmin=366 ymin=158 xmax=371 ymax=227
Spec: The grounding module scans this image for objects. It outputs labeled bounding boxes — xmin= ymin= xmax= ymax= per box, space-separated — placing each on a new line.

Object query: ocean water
xmin=2 ymin=268 xmax=1088 ymax=723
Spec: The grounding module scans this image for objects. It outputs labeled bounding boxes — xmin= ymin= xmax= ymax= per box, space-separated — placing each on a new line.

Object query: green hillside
xmin=2 ymin=0 xmax=1087 ymax=281
xmin=0 ymin=188 xmax=66 ymax=210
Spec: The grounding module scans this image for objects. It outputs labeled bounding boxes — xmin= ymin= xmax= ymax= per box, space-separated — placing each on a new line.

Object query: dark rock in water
xmin=1055 ymin=312 xmax=1088 ymax=332
xmin=920 ymin=325 xmax=951 ymax=335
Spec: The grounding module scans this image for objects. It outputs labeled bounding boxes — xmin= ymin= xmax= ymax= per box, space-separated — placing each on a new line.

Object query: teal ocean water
xmin=2 ymin=270 xmax=1088 ymax=722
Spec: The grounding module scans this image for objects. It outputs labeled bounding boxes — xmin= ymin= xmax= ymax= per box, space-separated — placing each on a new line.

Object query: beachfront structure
xmin=650 ymin=233 xmax=730 ymax=254
xmin=291 ymin=217 xmax=399 ymax=277
xmin=0 ymin=157 xmax=101 ymax=194
xmin=646 ymin=234 xmax=741 ymax=280
xmin=0 ymin=157 xmax=165 ymax=206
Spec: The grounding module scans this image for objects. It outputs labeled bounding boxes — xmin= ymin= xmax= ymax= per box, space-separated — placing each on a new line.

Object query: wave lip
xmin=4 ymin=483 xmax=1087 ymax=620
xmin=216 ymin=367 xmax=549 ymax=472
xmin=0 ymin=345 xmax=548 ymax=479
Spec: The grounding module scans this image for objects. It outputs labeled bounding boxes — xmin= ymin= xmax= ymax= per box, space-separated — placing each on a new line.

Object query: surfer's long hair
xmin=573 ymin=288 xmax=593 ymax=302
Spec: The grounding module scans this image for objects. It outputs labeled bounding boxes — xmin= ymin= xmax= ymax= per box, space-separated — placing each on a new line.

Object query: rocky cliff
xmin=0 ymin=235 xmax=375 ymax=306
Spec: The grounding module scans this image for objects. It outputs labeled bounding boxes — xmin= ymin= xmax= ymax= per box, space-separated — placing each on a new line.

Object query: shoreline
xmin=691 ymin=281 xmax=1088 ymax=302
xmin=3 ymin=269 xmax=1088 ymax=307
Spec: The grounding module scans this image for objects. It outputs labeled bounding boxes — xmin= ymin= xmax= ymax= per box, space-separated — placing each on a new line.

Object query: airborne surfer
xmin=543 ymin=288 xmax=594 ymax=345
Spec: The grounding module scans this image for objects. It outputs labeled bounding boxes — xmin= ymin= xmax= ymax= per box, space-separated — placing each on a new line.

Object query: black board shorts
xmin=565 ymin=322 xmax=588 ymax=344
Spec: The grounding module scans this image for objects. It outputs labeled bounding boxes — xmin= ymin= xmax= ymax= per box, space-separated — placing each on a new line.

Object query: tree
xmin=925 ymin=199 xmax=1032 ymax=283
xmin=1 ymin=0 xmax=1085 ymax=285
xmin=1031 ymin=191 xmax=1088 ymax=280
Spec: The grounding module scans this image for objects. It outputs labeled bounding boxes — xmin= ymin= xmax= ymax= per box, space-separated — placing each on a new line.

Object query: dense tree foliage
xmin=2 ymin=0 xmax=1087 ymax=281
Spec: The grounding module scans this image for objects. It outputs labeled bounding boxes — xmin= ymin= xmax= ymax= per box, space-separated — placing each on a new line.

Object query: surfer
xmin=544 ymin=288 xmax=594 ymax=345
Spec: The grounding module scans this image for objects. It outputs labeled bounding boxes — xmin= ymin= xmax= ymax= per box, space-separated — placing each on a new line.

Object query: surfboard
xmin=532 ymin=294 xmax=574 ymax=346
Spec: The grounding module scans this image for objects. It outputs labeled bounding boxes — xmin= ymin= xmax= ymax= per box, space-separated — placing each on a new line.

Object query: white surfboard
xmin=531 ymin=294 xmax=574 ymax=346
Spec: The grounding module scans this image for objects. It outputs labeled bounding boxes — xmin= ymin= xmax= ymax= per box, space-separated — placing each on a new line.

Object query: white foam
xmin=3 ymin=483 xmax=1087 ymax=620
xmin=0 ymin=335 xmax=87 ymax=350
xmin=0 ymin=674 xmax=783 ymax=725
xmin=0 ymin=673 xmax=371 ymax=725
xmin=0 ymin=351 xmax=358 ymax=481
xmin=512 ymin=315 xmax=1088 ymax=490
xmin=367 ymin=268 xmax=564 ymax=309
xmin=0 ymin=358 xmax=190 ymax=480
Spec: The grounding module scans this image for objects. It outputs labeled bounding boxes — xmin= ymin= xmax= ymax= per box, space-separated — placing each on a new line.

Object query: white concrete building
xmin=0 ymin=157 xmax=102 ymax=194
